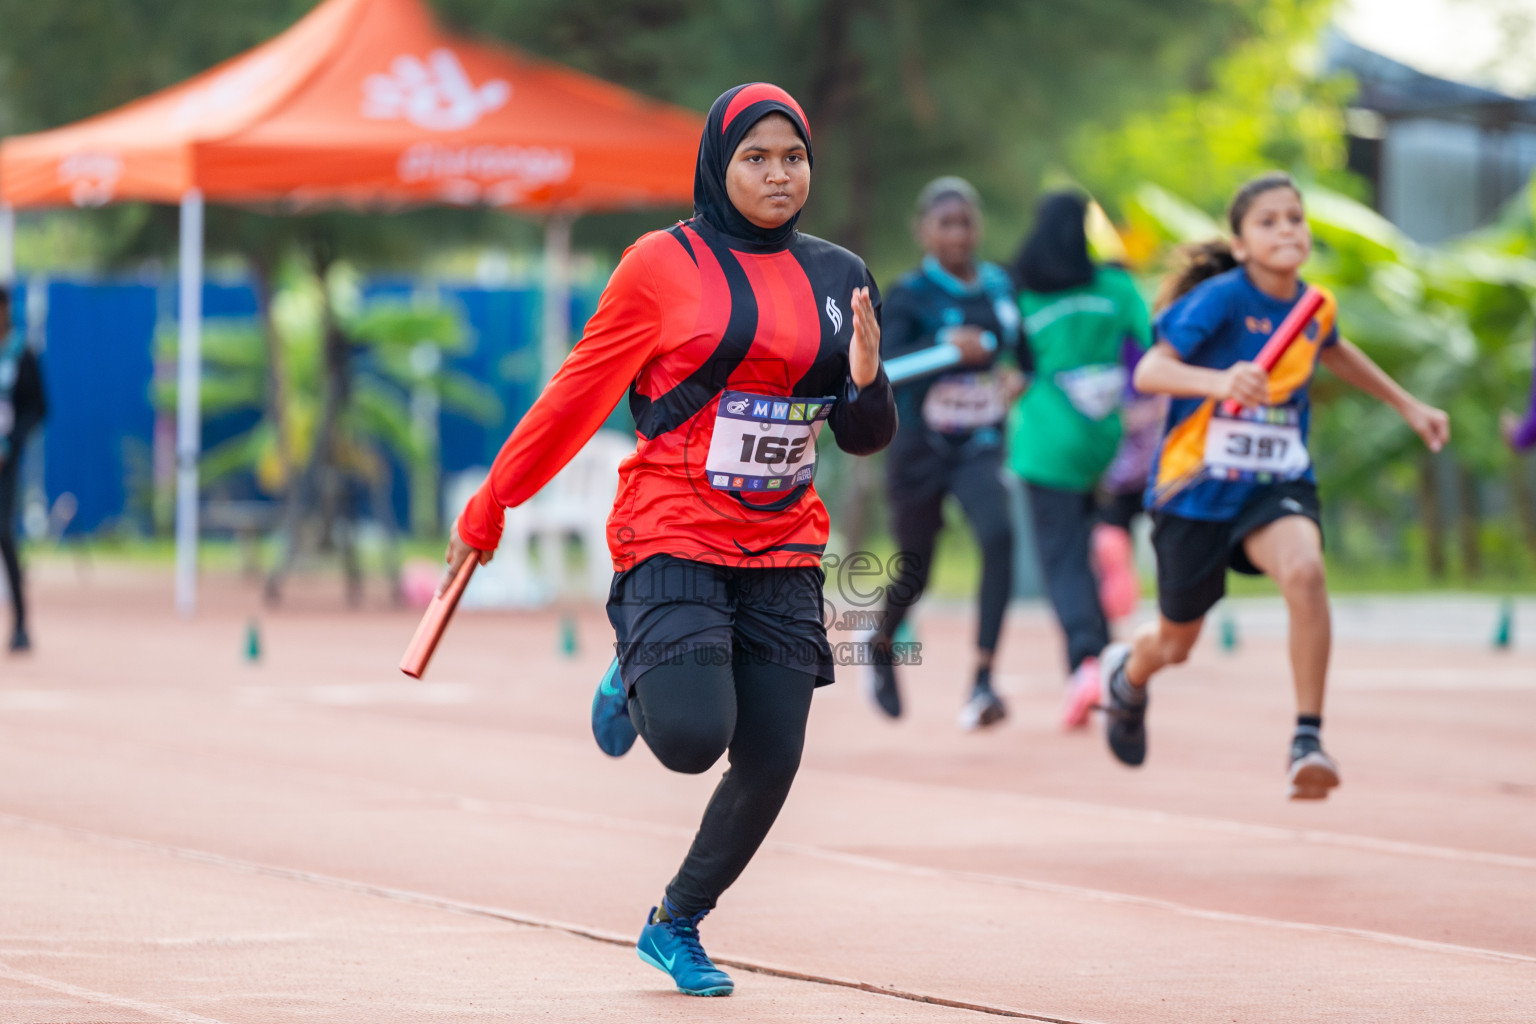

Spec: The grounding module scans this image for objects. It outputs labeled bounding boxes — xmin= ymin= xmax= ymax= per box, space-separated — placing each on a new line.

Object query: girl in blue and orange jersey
xmin=441 ymin=84 xmax=894 ymax=997
xmin=1098 ymin=172 xmax=1448 ymax=800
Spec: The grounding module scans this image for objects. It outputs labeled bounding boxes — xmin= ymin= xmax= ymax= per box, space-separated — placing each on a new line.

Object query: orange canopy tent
xmin=0 ymin=0 xmax=701 ymax=612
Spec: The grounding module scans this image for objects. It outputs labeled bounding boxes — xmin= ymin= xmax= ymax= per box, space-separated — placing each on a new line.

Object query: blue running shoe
xmin=591 ymin=658 xmax=637 ymax=758
xmin=636 ymin=904 xmax=734 ymax=997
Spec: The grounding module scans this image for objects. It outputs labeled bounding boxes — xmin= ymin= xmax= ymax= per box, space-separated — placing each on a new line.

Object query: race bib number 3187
xmin=705 ymin=391 xmax=836 ymax=493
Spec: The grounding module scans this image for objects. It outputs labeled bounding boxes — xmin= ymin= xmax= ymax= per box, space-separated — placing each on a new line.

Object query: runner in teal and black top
xmin=1008 ymin=191 xmax=1150 ymax=729
xmin=0 ymin=288 xmax=45 ymax=652
xmin=862 ymin=177 xmax=1029 ymax=730
xmin=0 ymin=288 xmax=45 ymax=653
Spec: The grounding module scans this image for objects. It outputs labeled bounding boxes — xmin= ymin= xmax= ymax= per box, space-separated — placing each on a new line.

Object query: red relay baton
xmin=400 ymin=557 xmax=477 ymax=679
xmin=1220 ymin=285 xmax=1325 ymax=416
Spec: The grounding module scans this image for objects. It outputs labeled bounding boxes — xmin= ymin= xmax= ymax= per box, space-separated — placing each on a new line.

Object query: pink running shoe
xmin=1061 ymin=656 xmax=1101 ymax=730
xmin=1093 ymin=524 xmax=1140 ymax=622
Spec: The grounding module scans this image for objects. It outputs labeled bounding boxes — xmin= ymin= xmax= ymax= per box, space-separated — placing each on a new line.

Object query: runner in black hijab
xmin=450 ymin=81 xmax=893 ymax=998
xmin=692 ymin=83 xmax=813 ymax=249
xmin=1009 ymin=190 xmax=1153 ymax=728
xmin=1013 ymin=191 xmax=1095 ymax=293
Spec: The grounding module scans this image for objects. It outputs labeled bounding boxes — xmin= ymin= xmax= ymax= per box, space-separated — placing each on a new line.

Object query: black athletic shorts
xmin=606 ymin=553 xmax=833 ymax=692
xmin=1097 ymin=489 xmax=1144 ymax=532
xmin=1149 ymin=480 xmax=1322 ymax=624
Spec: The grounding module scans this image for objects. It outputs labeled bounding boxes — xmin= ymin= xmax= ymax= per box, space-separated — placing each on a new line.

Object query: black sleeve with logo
xmin=788 ymin=238 xmax=895 ymax=456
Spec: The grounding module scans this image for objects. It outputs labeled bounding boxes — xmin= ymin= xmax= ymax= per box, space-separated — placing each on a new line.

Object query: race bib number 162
xmin=705 ymin=391 xmax=836 ymax=493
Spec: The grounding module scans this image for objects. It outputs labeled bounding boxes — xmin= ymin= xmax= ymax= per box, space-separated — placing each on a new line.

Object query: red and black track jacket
xmin=457 ymin=217 xmax=896 ymax=570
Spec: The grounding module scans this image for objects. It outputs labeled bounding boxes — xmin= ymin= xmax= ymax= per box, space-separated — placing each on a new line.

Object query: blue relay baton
xmin=884 ymin=328 xmax=997 ymax=384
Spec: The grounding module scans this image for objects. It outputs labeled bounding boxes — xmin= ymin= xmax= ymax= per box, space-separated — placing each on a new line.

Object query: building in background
xmin=1330 ymin=33 xmax=1536 ymax=242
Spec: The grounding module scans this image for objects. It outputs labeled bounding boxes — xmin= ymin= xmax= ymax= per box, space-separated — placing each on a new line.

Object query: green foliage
xmin=1070 ymin=0 xmax=1357 ymax=221
xmin=155 ymin=265 xmax=500 ymax=509
xmin=0 ymin=0 xmax=315 ymax=135
xmin=439 ymin=0 xmax=1275 ymax=278
xmin=1132 ymin=179 xmax=1536 ymax=577
xmin=3 ymin=0 xmax=1304 ymax=283
xmin=1303 ymin=185 xmax=1534 ymax=484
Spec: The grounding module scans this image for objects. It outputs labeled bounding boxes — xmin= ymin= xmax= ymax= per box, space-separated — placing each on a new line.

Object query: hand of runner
xmin=1218 ymin=361 xmax=1269 ymax=409
xmin=849 ymin=286 xmax=880 ymax=388
xmin=948 ymin=326 xmax=992 ymax=367
xmin=1000 ymin=366 xmax=1029 ymax=403
xmin=1500 ymin=409 xmax=1521 ymax=449
xmin=441 ymin=518 xmax=493 ymax=596
xmin=1405 ymin=400 xmax=1450 ymax=453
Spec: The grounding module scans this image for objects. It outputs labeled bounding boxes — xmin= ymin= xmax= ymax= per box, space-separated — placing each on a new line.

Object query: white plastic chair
xmin=445 ymin=429 xmax=633 ymax=608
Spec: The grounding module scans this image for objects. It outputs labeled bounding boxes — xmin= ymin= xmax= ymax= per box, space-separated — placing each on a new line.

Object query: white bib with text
xmin=1055 ymin=364 xmax=1127 ymax=421
xmin=1203 ymin=407 xmax=1310 ymax=479
xmin=705 ymin=391 xmax=835 ymax=493
xmin=922 ymin=371 xmax=1005 ymax=433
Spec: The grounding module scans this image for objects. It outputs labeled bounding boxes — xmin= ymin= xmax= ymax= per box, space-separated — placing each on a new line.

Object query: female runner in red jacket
xmin=444 ymin=83 xmax=895 ymax=996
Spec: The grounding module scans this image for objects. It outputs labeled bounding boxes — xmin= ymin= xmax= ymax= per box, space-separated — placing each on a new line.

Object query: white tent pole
xmin=174 ymin=190 xmax=204 ymax=617
xmin=0 ymin=203 xmax=15 ymax=286
xmin=540 ymin=213 xmax=573 ymax=386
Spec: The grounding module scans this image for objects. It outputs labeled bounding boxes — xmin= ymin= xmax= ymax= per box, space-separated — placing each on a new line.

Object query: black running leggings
xmin=0 ymin=460 xmax=24 ymax=634
xmin=880 ymin=449 xmax=1014 ymax=654
xmin=1026 ymin=481 xmax=1110 ymax=672
xmin=629 ymin=653 xmax=817 ymax=917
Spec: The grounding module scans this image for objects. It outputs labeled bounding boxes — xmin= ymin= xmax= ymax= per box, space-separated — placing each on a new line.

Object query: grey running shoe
xmin=1100 ymin=643 xmax=1146 ymax=767
xmin=1287 ymin=735 xmax=1341 ymax=800
xmin=957 ymin=684 xmax=1007 ymax=731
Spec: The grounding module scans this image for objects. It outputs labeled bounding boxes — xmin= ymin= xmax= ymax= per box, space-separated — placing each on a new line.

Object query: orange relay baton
xmin=399 ymin=557 xmax=477 ymax=679
xmin=1220 ymin=285 xmax=1324 ymax=416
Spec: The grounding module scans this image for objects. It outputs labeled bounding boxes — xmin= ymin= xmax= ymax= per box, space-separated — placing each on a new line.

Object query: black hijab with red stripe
xmin=694 ymin=83 xmax=813 ymax=251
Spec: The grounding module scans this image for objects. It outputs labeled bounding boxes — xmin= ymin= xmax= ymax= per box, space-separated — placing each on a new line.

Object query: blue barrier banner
xmin=35 ymin=276 xmax=595 ymax=536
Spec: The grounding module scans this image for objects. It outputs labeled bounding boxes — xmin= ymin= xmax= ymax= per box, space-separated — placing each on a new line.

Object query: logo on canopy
xmin=363 ymin=49 xmax=511 ymax=131
xmin=397 ymin=143 xmax=574 ymax=205
xmin=57 ymin=152 xmax=123 ymax=207
xmin=174 ymin=54 xmax=284 ymax=130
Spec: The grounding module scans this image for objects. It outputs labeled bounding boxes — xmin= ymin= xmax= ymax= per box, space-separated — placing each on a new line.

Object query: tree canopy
xmin=1 ymin=0 xmax=1320 ymax=280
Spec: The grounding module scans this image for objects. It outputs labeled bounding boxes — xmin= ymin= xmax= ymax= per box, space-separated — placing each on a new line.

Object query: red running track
xmin=0 ymin=564 xmax=1531 ymax=1022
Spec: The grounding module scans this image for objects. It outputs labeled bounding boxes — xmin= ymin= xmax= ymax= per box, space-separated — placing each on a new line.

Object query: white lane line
xmin=4 ymin=808 xmax=1534 ymax=976
xmin=0 ymin=813 xmax=1075 ymax=1023
xmin=364 ymin=724 xmax=1536 ymax=873
xmin=771 ymin=843 xmax=1536 ymax=967
xmin=13 ymin=696 xmax=1534 ymax=872
xmin=0 ymin=691 xmax=78 ymax=711
xmin=446 ymin=798 xmax=1536 ymax=966
xmin=0 ymin=961 xmax=230 ymax=1024
xmin=811 ymin=769 xmax=1536 ymax=872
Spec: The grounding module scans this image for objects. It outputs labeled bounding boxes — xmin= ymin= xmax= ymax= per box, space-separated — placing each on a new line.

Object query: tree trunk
xmin=307 ymin=235 xmax=350 ymax=552
xmin=372 ymin=460 xmax=404 ymax=605
xmin=840 ymin=454 xmax=874 ymax=553
xmin=805 ymin=0 xmax=870 ymax=252
xmin=1511 ymin=458 xmax=1536 ymax=558
xmin=264 ymin=232 xmax=358 ymax=605
xmin=249 ymin=252 xmax=294 ymax=490
xmin=1455 ymin=461 xmax=1481 ymax=579
xmin=1419 ymin=454 xmax=1446 ymax=580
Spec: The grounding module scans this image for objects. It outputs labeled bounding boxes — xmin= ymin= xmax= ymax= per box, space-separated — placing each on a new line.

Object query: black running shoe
xmin=1100 ymin=644 xmax=1146 ymax=767
xmin=859 ymin=629 xmax=901 ymax=718
xmin=1287 ymin=734 xmax=1341 ymax=800
xmin=957 ymin=684 xmax=1006 ymax=731
xmin=9 ymin=626 xmax=30 ymax=653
